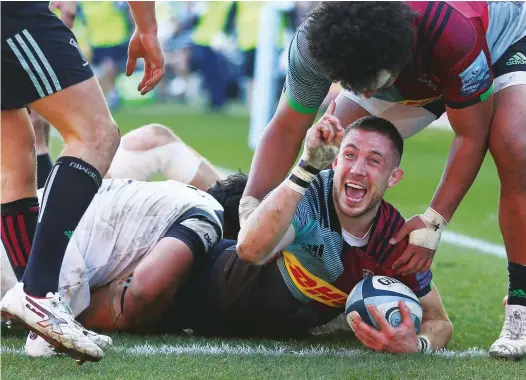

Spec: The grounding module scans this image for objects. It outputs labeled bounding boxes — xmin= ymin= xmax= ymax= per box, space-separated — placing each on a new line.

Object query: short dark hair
xmin=344 ymin=116 xmax=404 ymax=163
xmin=305 ymin=2 xmax=415 ymax=92
xmin=207 ymin=172 xmax=248 ymax=240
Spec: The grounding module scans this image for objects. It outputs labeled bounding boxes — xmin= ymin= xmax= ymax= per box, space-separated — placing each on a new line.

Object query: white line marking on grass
xmin=0 ymin=343 xmax=488 ymax=358
xmin=441 ymin=232 xmax=506 ymax=258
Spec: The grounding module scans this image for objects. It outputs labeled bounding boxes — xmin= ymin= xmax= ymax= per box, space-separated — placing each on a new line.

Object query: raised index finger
xmin=326 ymin=100 xmax=336 ymax=116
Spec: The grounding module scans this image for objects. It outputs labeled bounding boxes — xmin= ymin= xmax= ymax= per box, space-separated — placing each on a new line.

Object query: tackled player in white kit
xmin=3 ymin=174 xmax=237 ymax=357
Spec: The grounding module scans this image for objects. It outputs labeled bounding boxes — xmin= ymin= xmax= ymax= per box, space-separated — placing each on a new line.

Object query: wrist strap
xmin=298 ymin=159 xmax=321 ymax=175
xmin=421 ymin=207 xmax=448 ymax=232
xmin=286 ymin=164 xmax=317 ymax=195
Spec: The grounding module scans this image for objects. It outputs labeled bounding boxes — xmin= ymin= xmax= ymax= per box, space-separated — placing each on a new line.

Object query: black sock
xmin=22 ymin=157 xmax=102 ymax=297
xmin=1 ymin=198 xmax=39 ymax=280
xmin=508 ymin=261 xmax=526 ymax=307
xmin=37 ymin=153 xmax=53 ymax=189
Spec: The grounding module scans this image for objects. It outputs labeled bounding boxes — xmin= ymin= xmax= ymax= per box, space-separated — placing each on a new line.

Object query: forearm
xmin=419 ymin=318 xmax=453 ymax=351
xmin=237 ymin=182 xmax=302 ymax=264
xmin=128 ymin=1 xmax=158 ymax=34
xmin=244 ymin=119 xmax=307 ymax=200
xmin=430 ymin=135 xmax=488 ymax=221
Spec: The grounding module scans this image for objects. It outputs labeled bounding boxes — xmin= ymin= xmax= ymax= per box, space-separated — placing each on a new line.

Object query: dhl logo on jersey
xmin=397 ymin=95 xmax=442 ymax=106
xmin=282 ymin=251 xmax=347 ymax=308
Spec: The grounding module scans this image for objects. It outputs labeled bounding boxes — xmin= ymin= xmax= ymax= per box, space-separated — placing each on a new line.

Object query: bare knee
xmin=122 ymin=123 xmax=179 ymax=151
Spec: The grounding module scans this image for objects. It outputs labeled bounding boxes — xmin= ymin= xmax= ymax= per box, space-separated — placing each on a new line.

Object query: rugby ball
xmin=345 ymin=276 xmax=423 ymax=333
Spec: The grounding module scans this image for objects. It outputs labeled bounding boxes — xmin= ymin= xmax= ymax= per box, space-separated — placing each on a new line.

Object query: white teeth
xmin=346 ymin=183 xmax=365 ymax=190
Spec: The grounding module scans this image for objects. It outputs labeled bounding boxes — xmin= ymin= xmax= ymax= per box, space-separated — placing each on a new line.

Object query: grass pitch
xmin=2 ymin=103 xmax=524 ymax=379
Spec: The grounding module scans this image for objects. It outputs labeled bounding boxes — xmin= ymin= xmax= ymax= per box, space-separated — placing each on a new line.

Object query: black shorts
xmin=1 ymin=2 xmax=93 ymax=110
xmin=158 ymin=240 xmax=341 ymax=337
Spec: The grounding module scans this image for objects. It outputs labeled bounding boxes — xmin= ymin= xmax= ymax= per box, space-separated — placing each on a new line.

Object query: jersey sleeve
xmin=437 ymin=17 xmax=494 ymax=109
xmin=290 ymin=173 xmax=325 ymax=237
xmin=284 ymin=21 xmax=332 ymax=114
xmin=164 ymin=207 xmax=223 ymax=259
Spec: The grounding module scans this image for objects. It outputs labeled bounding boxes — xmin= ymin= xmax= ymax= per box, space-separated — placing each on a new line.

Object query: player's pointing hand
xmin=303 ymin=101 xmax=343 ymax=170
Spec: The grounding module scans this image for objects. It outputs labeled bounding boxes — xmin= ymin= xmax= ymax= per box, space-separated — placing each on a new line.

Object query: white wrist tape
xmin=408 ymin=208 xmax=448 ymax=250
xmin=286 ymin=165 xmax=317 ymax=195
xmin=238 ymin=196 xmax=262 ymax=229
xmin=417 ymin=335 xmax=432 ymax=353
xmin=420 ymin=207 xmax=448 ymax=232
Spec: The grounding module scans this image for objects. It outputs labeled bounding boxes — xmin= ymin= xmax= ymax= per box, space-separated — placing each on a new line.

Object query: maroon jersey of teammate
xmin=285 ymin=1 xmax=496 ymax=113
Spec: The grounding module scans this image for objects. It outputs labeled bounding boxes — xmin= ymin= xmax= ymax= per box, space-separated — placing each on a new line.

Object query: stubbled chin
xmin=339 ymin=195 xmax=368 ymax=215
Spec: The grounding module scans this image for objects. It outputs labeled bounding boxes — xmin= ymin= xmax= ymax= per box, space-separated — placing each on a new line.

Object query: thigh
xmin=1 ymin=3 xmax=93 ymax=110
xmin=490 ymin=36 xmax=526 ymax=183
xmin=489 ymin=84 xmax=526 ymax=187
xmin=29 ymin=77 xmax=115 ymax=142
xmin=338 ymin=90 xmax=440 ymax=139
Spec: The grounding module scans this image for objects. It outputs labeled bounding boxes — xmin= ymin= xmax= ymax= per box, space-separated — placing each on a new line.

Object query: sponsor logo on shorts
xmin=282 ymin=251 xmax=347 ymax=307
xmin=506 ymin=53 xmax=526 ymax=66
xmin=459 ymin=51 xmax=492 ymax=98
xmin=69 ymin=38 xmax=89 ymax=67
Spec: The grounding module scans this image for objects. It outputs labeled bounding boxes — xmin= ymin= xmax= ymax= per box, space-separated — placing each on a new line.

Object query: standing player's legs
xmin=488 ymin=81 xmax=526 ymax=359
xmin=0 ymin=4 xmax=117 ymax=362
xmin=487 ymin=37 xmax=526 ymax=359
xmin=22 ymin=76 xmax=119 ymax=296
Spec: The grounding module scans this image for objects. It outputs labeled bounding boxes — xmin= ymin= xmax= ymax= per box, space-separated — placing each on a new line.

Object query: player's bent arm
xmin=116 ymin=237 xmax=194 ymax=330
xmin=243 ymin=95 xmax=317 ymax=200
xmin=237 ymin=182 xmax=299 ymax=265
xmin=429 ymin=98 xmax=493 ymax=222
xmin=418 ymin=284 xmax=453 ymax=351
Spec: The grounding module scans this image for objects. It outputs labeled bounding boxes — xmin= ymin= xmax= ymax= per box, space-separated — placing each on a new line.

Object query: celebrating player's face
xmin=332 ymin=129 xmax=403 ymax=218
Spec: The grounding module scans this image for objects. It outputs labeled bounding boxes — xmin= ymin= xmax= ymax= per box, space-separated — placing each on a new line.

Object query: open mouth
xmin=344 ymin=183 xmax=368 ymax=203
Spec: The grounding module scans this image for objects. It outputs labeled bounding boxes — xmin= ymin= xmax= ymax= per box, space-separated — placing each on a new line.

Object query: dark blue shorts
xmin=1 ymin=2 xmax=94 ymax=110
xmin=91 ymin=42 xmax=129 ymax=72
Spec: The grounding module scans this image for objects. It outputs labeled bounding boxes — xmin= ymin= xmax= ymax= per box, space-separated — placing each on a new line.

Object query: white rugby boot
xmin=25 ymin=326 xmax=113 ymax=358
xmin=489 ymin=304 xmax=526 ymax=360
xmin=1 ymin=282 xmax=103 ymax=363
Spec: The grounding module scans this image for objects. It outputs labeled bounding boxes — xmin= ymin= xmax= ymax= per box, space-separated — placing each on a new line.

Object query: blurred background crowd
xmin=68 ymin=1 xmax=342 ymax=112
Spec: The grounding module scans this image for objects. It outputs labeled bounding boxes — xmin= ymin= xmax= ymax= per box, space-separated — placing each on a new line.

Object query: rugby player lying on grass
xmin=69 ymin=109 xmax=452 ymax=354
xmin=231 ymin=105 xmax=453 ymax=353
xmin=1 ymin=172 xmax=243 ymax=357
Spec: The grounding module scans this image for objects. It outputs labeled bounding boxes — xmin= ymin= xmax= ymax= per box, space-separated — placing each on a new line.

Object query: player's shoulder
xmin=409 ymin=1 xmax=488 ymax=76
xmin=373 ymin=200 xmax=406 ymax=240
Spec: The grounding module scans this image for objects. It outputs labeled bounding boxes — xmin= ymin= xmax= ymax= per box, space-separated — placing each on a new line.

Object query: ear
xmin=387 ymin=167 xmax=404 ymax=188
xmin=332 ymin=153 xmax=340 ymax=169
